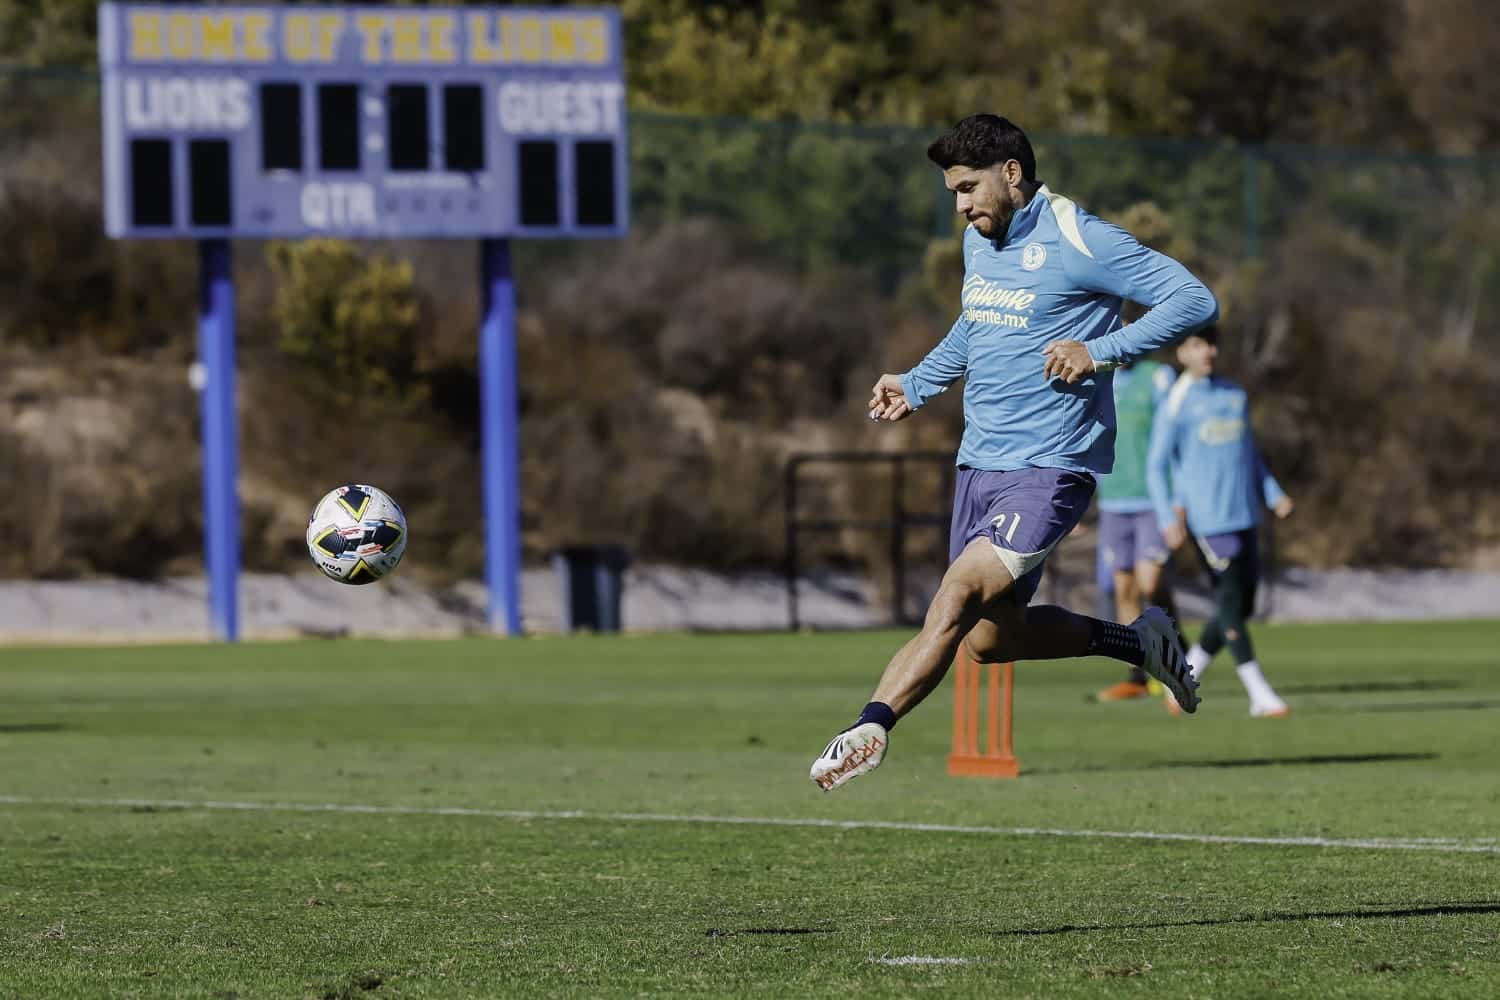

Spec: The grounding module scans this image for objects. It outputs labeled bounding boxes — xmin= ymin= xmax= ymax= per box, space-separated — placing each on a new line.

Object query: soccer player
xmin=1093 ymin=356 xmax=1179 ymax=702
xmin=809 ymin=115 xmax=1217 ymax=792
xmin=1147 ymin=327 xmax=1294 ymax=717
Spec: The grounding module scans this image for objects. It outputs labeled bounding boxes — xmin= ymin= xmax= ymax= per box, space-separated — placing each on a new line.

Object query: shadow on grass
xmin=705 ymin=927 xmax=834 ymax=938
xmin=1032 ymin=751 xmax=1439 ymax=775
xmin=993 ymin=902 xmax=1500 ymax=937
xmin=1348 ymin=700 xmax=1500 ymax=714
xmin=0 ymin=722 xmax=67 ymax=734
xmin=1277 ymin=679 xmax=1464 ymax=695
xmin=1156 ymin=751 xmax=1440 ymax=769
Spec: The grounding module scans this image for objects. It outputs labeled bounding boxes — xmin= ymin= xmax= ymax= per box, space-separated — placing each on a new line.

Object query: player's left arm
xmin=1062 ymin=216 xmax=1219 ymax=368
xmin=1253 ymin=438 xmax=1294 ymax=518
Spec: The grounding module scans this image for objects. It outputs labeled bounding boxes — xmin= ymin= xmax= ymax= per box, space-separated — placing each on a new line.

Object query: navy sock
xmin=855 ymin=701 xmax=897 ymax=731
xmin=1088 ymin=619 xmax=1146 ymax=667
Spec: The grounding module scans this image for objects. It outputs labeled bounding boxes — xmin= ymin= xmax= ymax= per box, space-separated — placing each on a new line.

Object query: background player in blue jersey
xmin=1148 ymin=327 xmax=1295 ymax=717
xmin=1093 ymin=356 xmax=1181 ymax=703
xmin=810 ymin=115 xmax=1217 ymax=792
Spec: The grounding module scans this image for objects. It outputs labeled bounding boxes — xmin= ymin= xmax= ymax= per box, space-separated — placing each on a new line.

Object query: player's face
xmin=1177 ymin=335 xmax=1218 ymax=377
xmin=944 ymin=162 xmax=1022 ymax=239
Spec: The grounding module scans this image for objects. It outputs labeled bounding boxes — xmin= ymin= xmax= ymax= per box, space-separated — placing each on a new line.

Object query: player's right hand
xmin=1164 ymin=521 xmax=1188 ymax=551
xmin=868 ymin=374 xmax=913 ymax=422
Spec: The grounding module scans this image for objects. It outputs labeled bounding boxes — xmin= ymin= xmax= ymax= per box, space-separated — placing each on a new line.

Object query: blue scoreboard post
xmin=98 ymin=4 xmax=629 ymax=639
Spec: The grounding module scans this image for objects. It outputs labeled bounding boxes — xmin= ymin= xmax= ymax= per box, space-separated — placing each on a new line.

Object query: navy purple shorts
xmin=948 ymin=467 xmax=1097 ymax=605
xmin=1194 ymin=528 xmax=1260 ymax=581
xmin=1098 ymin=509 xmax=1170 ymax=574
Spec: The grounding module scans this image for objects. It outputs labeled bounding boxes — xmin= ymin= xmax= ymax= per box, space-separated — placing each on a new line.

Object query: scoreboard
xmin=98 ymin=4 xmax=629 ymax=639
xmin=97 ymin=3 xmax=628 ymax=238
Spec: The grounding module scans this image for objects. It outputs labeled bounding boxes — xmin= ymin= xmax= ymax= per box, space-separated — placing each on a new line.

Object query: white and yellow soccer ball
xmin=306 ymin=484 xmax=408 ymax=585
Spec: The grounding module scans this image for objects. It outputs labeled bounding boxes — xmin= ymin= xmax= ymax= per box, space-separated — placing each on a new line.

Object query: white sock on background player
xmin=1185 ymin=644 xmax=1213 ymax=681
xmin=1237 ymin=661 xmax=1288 ymax=716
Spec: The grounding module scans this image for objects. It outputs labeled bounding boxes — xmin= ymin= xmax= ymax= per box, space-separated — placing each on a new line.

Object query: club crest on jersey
xmin=1022 ymin=243 xmax=1047 ymax=270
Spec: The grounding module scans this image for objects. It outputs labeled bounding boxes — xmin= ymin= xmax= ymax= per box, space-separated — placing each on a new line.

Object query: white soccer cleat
xmin=1250 ymin=699 xmax=1291 ymax=718
xmin=809 ymin=722 xmax=889 ymax=792
xmin=1131 ymin=607 xmax=1199 ymax=714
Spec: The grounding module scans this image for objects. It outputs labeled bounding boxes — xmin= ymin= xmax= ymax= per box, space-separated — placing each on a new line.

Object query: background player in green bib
xmin=1093 ymin=356 xmax=1181 ymax=702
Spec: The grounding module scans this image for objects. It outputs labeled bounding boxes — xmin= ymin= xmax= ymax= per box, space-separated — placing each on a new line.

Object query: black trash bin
xmin=553 ymin=545 xmax=630 ymax=633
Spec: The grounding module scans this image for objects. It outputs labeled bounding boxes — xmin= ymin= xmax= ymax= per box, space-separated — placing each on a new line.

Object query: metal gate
xmin=783 ymin=451 xmax=954 ymax=630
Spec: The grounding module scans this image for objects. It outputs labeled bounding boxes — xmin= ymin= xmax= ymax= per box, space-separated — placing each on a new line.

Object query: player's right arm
xmin=879 ymin=223 xmax=981 ymax=419
xmin=1151 ymin=362 xmax=1175 ymax=403
xmin=887 ymin=314 xmax=971 ymax=417
xmin=1147 ymin=400 xmax=1185 ymax=546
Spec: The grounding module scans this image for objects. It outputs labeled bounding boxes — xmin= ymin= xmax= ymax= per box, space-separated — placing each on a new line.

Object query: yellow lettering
xmin=390 ymin=14 xmax=423 ymax=62
xmin=129 ymin=11 xmax=163 ymax=60
xmin=428 ymin=14 xmax=456 ymax=63
xmin=578 ymin=16 xmax=608 ymax=64
xmin=284 ymin=13 xmax=314 ymax=62
xmin=515 ymin=15 xmax=544 ymax=63
xmin=200 ymin=15 xmax=235 ymax=60
xmin=314 ymin=14 xmax=345 ymax=62
xmin=549 ymin=20 xmax=576 ymax=62
xmin=354 ymin=14 xmax=388 ymax=63
xmin=243 ymin=13 xmax=271 ymax=61
xmin=166 ymin=13 xmax=195 ymax=59
xmin=467 ymin=13 xmax=501 ymax=63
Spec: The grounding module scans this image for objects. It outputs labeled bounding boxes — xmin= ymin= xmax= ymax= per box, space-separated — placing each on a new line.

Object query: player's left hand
xmin=1042 ymin=340 xmax=1096 ymax=384
xmin=1273 ymin=496 xmax=1295 ymax=519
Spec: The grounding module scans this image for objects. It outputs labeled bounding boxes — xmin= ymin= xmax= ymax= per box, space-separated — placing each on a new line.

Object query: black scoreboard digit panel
xmin=99 ymin=3 xmax=629 ymax=238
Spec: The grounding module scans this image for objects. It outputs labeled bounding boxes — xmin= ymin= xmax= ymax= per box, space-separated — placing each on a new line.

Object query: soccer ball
xmin=306 ymin=484 xmax=408 ymax=585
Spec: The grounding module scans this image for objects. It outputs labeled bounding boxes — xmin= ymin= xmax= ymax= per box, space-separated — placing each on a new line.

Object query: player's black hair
xmin=927 ymin=114 xmax=1036 ymax=180
xmin=1187 ymin=325 xmax=1219 ymax=344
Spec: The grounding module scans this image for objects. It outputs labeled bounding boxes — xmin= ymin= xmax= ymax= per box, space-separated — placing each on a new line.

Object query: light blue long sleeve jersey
xmin=1146 ymin=374 xmax=1288 ymax=535
xmin=899 ymin=184 xmax=1218 ymax=474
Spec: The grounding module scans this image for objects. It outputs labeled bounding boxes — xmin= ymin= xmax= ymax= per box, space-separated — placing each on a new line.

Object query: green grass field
xmin=2 ymin=621 xmax=1498 ymax=998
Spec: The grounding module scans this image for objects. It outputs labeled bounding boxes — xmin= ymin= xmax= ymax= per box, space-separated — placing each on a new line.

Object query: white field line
xmin=1 ymin=794 xmax=1497 ymax=855
xmin=871 ymin=955 xmax=969 ymax=966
